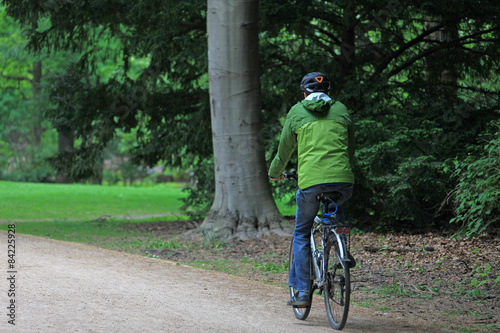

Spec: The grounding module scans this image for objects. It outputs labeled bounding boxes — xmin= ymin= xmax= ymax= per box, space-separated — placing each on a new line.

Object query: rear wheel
xmin=289 ymin=237 xmax=312 ymax=320
xmin=323 ymin=240 xmax=350 ymax=330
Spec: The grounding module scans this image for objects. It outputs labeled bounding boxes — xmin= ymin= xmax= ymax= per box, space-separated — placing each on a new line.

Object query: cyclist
xmin=269 ymin=72 xmax=355 ymax=307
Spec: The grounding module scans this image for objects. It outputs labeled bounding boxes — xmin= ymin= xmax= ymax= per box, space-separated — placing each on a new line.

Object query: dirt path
xmin=0 ymin=232 xmax=455 ymax=333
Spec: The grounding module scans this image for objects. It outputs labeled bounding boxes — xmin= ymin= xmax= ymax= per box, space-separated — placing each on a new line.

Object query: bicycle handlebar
xmin=283 ymin=169 xmax=298 ymax=181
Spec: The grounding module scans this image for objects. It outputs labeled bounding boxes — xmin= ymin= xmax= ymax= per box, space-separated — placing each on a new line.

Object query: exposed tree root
xmin=184 ymin=209 xmax=293 ymax=241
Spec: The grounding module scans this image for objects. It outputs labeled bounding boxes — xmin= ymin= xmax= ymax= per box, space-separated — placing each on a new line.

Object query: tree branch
xmin=373 ymin=23 xmax=446 ymax=76
xmin=315 ymin=26 xmax=342 ymax=45
xmin=309 ymin=34 xmax=340 ymax=60
xmin=1 ymin=73 xmax=32 ymax=82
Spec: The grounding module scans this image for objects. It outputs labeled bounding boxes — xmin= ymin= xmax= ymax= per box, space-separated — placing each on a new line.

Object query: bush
xmin=450 ymin=123 xmax=500 ymax=237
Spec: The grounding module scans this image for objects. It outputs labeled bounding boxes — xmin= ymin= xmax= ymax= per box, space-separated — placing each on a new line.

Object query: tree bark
xmin=204 ymin=0 xmax=290 ymax=240
xmin=339 ymin=3 xmax=356 ymax=81
xmin=32 ymin=61 xmax=43 ymax=146
xmin=56 ymin=129 xmax=74 ymax=184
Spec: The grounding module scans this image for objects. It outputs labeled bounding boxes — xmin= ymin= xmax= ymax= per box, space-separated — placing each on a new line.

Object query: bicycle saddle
xmin=316 ymin=191 xmax=342 ymax=203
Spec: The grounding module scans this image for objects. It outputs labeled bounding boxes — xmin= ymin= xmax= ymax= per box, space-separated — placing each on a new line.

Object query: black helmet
xmin=300 ymin=72 xmax=331 ymax=93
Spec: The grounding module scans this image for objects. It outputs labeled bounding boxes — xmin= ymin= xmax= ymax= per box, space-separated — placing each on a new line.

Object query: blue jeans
xmin=289 ymin=183 xmax=354 ymax=293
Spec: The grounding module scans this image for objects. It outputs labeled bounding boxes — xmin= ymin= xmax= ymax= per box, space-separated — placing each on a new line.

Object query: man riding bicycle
xmin=269 ymin=72 xmax=355 ymax=307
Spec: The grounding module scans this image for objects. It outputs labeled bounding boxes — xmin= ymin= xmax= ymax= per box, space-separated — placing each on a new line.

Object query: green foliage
xmin=376 ymin=275 xmax=413 ymax=297
xmin=251 ymin=260 xmax=289 ymax=274
xmin=466 ymin=264 xmax=499 ymax=290
xmin=0 ymin=5 xmax=77 ymax=182
xmin=180 ymin=158 xmax=215 ymax=218
xmin=450 ymin=122 xmax=500 ymax=237
xmin=145 ymin=238 xmax=184 ymax=250
xmin=200 ymin=226 xmax=229 ymax=249
xmin=261 ymin=0 xmax=500 ymax=230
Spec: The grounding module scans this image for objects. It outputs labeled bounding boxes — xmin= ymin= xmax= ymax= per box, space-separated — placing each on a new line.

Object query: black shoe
xmin=347 ymin=251 xmax=356 ymax=268
xmin=287 ymin=293 xmax=311 ymax=307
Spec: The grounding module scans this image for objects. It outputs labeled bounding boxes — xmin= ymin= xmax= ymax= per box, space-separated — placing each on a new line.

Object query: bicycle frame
xmin=310 ymin=216 xmax=350 ymax=289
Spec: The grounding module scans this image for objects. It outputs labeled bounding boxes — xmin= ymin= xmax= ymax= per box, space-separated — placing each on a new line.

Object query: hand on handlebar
xmin=269 ymin=173 xmax=285 ymax=181
xmin=269 ymin=169 xmax=298 ymax=181
xmin=284 ymin=169 xmax=298 ymax=181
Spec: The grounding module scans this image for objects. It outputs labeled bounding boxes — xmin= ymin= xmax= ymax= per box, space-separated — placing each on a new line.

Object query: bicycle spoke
xmin=324 ymin=241 xmax=350 ymax=330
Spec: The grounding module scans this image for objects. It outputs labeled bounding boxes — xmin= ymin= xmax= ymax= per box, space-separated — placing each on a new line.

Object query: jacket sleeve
xmin=268 ymin=113 xmax=297 ymax=178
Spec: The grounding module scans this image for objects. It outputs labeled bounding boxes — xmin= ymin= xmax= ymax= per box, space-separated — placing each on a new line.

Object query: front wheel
xmin=289 ymin=237 xmax=312 ymax=320
xmin=323 ymin=241 xmax=350 ymax=330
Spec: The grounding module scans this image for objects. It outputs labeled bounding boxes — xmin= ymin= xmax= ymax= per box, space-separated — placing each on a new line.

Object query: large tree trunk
xmin=204 ymin=0 xmax=290 ymax=240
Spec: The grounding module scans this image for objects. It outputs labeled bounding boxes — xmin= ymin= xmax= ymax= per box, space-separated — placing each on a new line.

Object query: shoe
xmin=287 ymin=293 xmax=311 ymax=307
xmin=347 ymin=251 xmax=356 ymax=268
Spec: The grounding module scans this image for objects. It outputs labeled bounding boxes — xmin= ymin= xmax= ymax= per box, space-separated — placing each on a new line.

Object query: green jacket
xmin=269 ymin=92 xmax=355 ymax=189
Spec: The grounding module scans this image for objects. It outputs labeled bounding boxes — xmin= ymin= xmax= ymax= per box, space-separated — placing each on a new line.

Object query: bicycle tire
xmin=323 ymin=240 xmax=350 ymax=330
xmin=288 ymin=237 xmax=312 ymax=320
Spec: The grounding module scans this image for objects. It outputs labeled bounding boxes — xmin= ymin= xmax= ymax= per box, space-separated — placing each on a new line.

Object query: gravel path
xmin=0 ymin=232 xmax=454 ymax=332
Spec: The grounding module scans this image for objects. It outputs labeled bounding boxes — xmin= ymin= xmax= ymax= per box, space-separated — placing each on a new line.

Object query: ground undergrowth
xmin=116 ymin=220 xmax=500 ymax=333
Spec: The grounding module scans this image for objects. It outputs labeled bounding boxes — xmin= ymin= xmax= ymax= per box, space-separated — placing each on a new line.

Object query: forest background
xmin=0 ymin=0 xmax=499 ymax=237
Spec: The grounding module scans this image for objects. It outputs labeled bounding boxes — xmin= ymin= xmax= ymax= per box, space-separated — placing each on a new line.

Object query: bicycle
xmin=285 ymin=170 xmax=352 ymax=330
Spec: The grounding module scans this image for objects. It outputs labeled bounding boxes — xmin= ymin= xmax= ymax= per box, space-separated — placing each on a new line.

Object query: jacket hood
xmin=300 ymin=92 xmax=333 ymax=112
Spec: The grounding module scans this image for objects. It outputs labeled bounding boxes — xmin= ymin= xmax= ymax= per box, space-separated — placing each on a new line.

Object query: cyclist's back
xmin=269 ymin=92 xmax=354 ymax=189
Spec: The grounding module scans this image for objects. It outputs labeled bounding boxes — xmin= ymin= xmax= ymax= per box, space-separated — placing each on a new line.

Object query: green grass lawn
xmin=0 ymin=181 xmax=188 ymax=222
xmin=0 ymin=180 xmax=296 ymax=222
